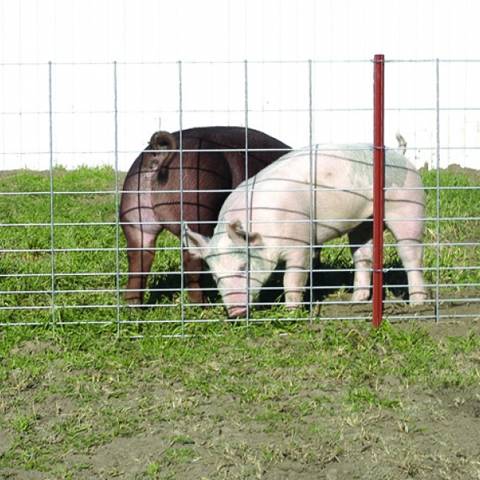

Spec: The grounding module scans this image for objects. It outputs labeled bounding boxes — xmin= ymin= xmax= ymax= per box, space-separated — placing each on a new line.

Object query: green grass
xmin=0 ymin=320 xmax=479 ymax=476
xmin=0 ymin=165 xmax=478 ymax=327
xmin=0 ymin=166 xmax=479 ymax=478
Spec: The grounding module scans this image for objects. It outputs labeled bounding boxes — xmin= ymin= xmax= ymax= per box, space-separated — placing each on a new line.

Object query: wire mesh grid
xmin=0 ymin=59 xmax=479 ymax=331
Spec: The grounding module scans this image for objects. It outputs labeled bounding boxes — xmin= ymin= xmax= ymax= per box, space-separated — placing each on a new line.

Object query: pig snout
xmin=224 ymin=292 xmax=248 ymax=318
xmin=227 ymin=306 xmax=247 ymax=318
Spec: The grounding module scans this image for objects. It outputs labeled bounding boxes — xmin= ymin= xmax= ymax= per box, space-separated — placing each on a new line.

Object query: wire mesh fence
xmin=0 ymin=59 xmax=479 ymax=331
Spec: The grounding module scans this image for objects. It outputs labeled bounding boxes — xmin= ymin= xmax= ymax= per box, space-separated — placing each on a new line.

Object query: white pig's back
xmin=219 ymin=143 xmax=421 ymax=219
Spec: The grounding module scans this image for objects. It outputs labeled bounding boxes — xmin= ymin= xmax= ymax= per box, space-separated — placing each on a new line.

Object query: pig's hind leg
xmin=123 ymin=225 xmax=159 ymax=304
xmin=385 ymin=216 xmax=428 ymax=305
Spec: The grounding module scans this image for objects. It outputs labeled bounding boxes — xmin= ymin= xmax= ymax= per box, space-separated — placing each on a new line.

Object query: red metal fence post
xmin=372 ymin=54 xmax=385 ymax=328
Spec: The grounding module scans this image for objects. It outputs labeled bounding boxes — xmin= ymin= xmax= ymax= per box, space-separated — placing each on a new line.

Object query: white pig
xmin=185 ymin=143 xmax=427 ymax=317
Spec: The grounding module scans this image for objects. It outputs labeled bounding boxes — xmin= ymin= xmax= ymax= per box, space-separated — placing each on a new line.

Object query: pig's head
xmin=185 ymin=220 xmax=274 ymax=317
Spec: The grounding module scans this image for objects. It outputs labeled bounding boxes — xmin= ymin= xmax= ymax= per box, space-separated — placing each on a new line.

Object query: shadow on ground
xmin=147 ymin=258 xmax=409 ymax=308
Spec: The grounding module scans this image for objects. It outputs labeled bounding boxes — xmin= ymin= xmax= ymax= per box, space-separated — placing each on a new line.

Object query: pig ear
xmin=227 ymin=220 xmax=263 ymax=247
xmin=183 ymin=224 xmax=209 ymax=259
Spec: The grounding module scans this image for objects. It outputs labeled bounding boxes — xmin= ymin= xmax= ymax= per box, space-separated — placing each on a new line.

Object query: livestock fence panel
xmin=0 ymin=58 xmax=479 ymax=333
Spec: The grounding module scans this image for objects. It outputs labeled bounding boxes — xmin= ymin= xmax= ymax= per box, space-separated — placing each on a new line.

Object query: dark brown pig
xmin=120 ymin=126 xmax=290 ymax=304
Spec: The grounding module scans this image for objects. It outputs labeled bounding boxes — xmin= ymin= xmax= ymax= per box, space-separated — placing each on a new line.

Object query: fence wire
xmin=0 ymin=59 xmax=479 ymax=329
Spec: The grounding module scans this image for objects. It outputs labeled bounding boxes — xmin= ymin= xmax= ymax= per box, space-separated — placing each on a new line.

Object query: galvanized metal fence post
xmin=178 ymin=60 xmax=185 ymax=333
xmin=435 ymin=58 xmax=441 ymax=323
xmin=308 ymin=59 xmax=314 ymax=321
xmin=244 ymin=59 xmax=250 ymax=327
xmin=372 ymin=54 xmax=385 ymax=328
xmin=48 ymin=61 xmax=56 ymax=326
xmin=113 ymin=61 xmax=121 ymax=335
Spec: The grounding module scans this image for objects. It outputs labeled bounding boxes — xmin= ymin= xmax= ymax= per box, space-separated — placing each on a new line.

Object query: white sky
xmin=1 ymin=0 xmax=479 ymax=170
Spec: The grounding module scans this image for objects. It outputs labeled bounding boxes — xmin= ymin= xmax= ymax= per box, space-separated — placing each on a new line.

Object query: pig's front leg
xmin=350 ymin=242 xmax=373 ymax=302
xmin=283 ymin=252 xmax=309 ymax=309
xmin=348 ymin=224 xmax=373 ymax=302
xmin=183 ymin=251 xmax=204 ymax=303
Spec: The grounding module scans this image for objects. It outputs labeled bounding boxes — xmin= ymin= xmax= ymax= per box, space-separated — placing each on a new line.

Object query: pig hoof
xmin=409 ymin=292 xmax=428 ymax=306
xmin=123 ymin=297 xmax=142 ymax=305
xmin=352 ymin=289 xmax=370 ymax=302
xmin=285 ymin=303 xmax=302 ymax=310
xmin=125 ymin=297 xmax=141 ymax=305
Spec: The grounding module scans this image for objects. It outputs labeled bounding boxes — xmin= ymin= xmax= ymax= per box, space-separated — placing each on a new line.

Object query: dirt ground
xmin=1 ymin=315 xmax=480 ymax=480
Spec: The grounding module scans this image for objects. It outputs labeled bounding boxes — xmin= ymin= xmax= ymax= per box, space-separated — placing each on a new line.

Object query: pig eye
xmin=238 ymin=263 xmax=247 ymax=274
